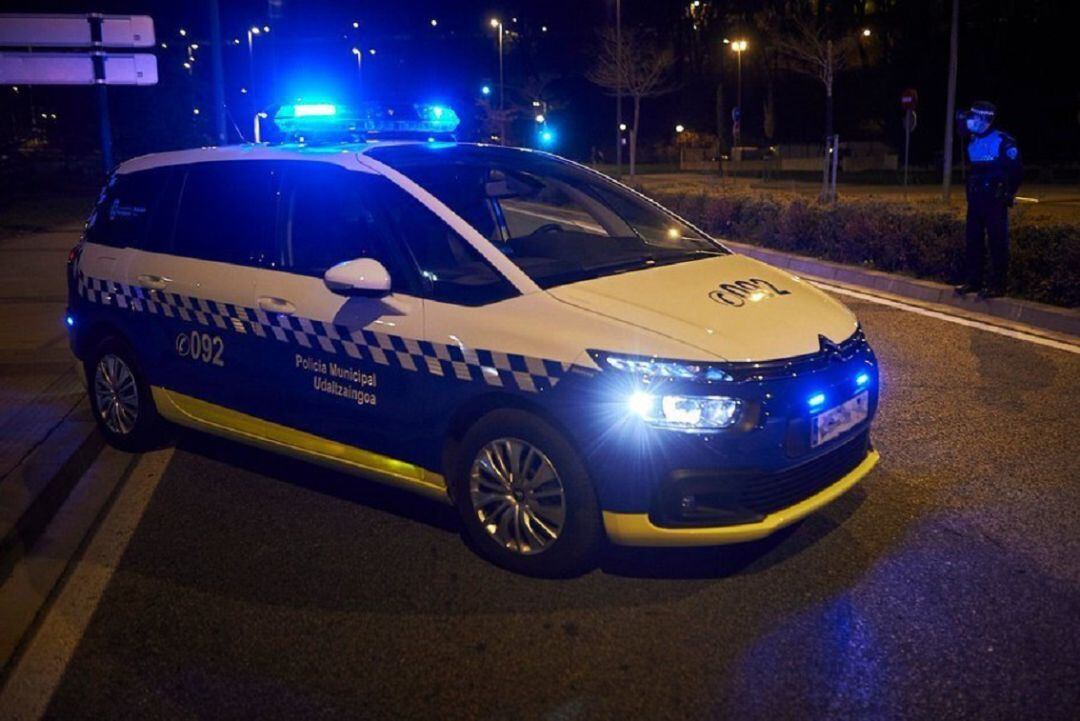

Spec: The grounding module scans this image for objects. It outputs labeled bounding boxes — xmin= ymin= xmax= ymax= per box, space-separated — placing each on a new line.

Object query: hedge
xmin=648 ymin=189 xmax=1079 ymax=308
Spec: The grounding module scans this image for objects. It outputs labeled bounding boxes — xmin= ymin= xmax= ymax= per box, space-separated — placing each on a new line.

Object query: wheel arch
xmin=440 ymin=391 xmax=582 ymax=500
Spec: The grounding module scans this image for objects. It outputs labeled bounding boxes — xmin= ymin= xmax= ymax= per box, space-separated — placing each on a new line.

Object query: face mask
xmin=966 ymin=116 xmax=990 ymax=134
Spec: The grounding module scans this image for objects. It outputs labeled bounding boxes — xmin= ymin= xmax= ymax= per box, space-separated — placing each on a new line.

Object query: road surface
xmin=1 ymin=227 xmax=1078 ymax=721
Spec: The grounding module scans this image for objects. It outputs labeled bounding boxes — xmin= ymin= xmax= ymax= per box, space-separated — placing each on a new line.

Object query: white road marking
xmin=0 ymin=448 xmax=175 ymax=721
xmin=811 ymin=280 xmax=1080 ymax=355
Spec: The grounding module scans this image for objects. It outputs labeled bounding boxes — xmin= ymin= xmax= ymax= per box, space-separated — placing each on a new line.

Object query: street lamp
xmin=490 ymin=18 xmax=505 ymax=143
xmin=351 ymin=47 xmax=363 ymax=86
xmin=862 ymin=28 xmax=871 ymax=37
xmin=675 ymin=124 xmax=685 ymax=133
xmin=246 ymin=27 xmax=267 ymax=112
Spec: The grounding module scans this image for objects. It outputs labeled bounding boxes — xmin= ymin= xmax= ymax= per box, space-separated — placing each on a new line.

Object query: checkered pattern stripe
xmin=77 ymin=272 xmax=571 ymax=393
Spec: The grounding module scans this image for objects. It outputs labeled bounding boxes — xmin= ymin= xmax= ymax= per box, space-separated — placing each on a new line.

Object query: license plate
xmin=811 ymin=391 xmax=869 ymax=447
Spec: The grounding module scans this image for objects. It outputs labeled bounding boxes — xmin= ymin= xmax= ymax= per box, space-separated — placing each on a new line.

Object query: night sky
xmin=2 ymin=0 xmax=1076 ymax=164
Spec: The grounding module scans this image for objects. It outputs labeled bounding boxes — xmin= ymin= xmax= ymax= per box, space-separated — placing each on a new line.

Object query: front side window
xmin=278 ymin=164 xmax=513 ymax=304
xmin=369 ymin=145 xmax=726 ymax=289
xmin=282 ymin=164 xmax=398 ymax=281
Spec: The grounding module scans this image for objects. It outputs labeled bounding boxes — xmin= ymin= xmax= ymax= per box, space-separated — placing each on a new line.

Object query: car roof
xmin=115 ymin=141 xmax=553 ymax=176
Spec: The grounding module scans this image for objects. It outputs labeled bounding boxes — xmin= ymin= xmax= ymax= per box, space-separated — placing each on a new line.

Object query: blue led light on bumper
xmin=808 ymin=392 xmax=827 ymax=409
xmin=64 ymin=314 xmax=75 ymax=327
xmin=628 ymin=392 xmax=741 ymax=432
xmin=855 ymin=371 xmax=870 ymax=387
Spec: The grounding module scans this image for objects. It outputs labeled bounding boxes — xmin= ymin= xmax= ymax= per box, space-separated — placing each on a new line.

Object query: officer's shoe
xmin=954 ymin=283 xmax=980 ymax=295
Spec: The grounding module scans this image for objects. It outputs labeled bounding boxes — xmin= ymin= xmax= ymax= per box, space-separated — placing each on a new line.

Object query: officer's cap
xmin=970 ymin=101 xmax=997 ymax=118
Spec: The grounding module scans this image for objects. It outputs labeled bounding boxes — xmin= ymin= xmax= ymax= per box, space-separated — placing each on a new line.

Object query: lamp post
xmin=731 ymin=39 xmax=748 ymax=150
xmin=351 ymin=47 xmax=363 ymax=87
xmin=246 ymin=26 xmax=261 ymax=110
xmin=490 ymin=18 xmax=505 ymax=143
xmin=615 ymin=0 xmax=622 ymax=177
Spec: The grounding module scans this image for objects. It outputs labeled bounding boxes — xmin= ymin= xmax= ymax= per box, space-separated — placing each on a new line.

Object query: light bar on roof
xmin=271 ymin=101 xmax=459 ymax=140
xmin=293 ymin=103 xmax=337 ymax=117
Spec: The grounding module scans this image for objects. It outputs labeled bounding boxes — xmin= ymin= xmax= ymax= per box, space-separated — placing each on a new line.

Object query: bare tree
xmin=777 ymin=19 xmax=858 ymax=198
xmin=587 ymin=28 xmax=675 ymax=176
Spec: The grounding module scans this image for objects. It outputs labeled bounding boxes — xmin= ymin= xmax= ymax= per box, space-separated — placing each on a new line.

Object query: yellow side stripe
xmin=151 ymin=386 xmax=449 ymax=502
xmin=603 ymin=449 xmax=880 ymax=547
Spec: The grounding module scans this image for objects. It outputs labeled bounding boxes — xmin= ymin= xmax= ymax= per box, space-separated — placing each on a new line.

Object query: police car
xmin=67 ymin=103 xmax=880 ymax=576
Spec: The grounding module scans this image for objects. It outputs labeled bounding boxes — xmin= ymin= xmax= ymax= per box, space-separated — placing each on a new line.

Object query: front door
xmin=251 ymin=162 xmax=428 ymax=465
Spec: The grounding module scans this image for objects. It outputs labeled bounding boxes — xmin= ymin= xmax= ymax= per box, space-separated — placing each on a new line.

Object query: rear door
xmin=126 ymin=161 xmax=282 ymax=411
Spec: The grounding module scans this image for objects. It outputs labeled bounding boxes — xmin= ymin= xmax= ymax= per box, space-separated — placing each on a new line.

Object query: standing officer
xmin=955 ymin=101 xmax=1023 ymax=298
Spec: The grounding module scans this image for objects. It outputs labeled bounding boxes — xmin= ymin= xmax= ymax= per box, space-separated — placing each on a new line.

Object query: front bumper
xmin=603 ymin=448 xmax=879 ymax=546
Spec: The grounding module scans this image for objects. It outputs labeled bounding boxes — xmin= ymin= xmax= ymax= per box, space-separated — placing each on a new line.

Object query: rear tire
xmin=85 ymin=337 xmax=169 ymax=452
xmin=451 ymin=409 xmax=602 ymax=577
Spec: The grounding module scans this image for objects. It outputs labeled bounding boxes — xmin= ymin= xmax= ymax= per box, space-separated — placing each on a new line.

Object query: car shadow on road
xmin=175 ymin=427 xmax=868 ymax=584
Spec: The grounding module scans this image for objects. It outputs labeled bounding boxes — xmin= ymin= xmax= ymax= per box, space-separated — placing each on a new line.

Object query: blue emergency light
xmin=271 ymin=101 xmax=459 ymax=142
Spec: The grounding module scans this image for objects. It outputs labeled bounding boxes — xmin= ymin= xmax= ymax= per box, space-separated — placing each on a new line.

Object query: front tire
xmin=85 ymin=338 xmax=168 ymax=452
xmin=451 ymin=409 xmax=602 ymax=577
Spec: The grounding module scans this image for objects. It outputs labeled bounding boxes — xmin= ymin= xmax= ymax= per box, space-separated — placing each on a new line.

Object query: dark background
xmin=1 ymin=0 xmax=1077 ymax=167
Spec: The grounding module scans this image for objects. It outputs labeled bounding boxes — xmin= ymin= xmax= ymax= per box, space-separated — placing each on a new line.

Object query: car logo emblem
xmin=819 ymin=335 xmax=840 ymax=358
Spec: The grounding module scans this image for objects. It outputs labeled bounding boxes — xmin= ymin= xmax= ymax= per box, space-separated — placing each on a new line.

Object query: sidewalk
xmin=0 ymin=220 xmax=98 ymax=581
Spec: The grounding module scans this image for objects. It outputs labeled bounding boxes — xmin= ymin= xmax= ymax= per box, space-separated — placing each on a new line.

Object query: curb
xmin=725 ymin=240 xmax=1080 ymax=339
xmin=0 ymin=403 xmax=102 ymax=585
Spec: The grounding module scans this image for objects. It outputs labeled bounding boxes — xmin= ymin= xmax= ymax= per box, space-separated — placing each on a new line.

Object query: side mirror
xmin=323 ymin=258 xmax=392 ymax=297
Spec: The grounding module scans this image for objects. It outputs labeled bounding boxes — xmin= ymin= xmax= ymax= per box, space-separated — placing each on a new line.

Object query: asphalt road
xmin=17 ymin=295 xmax=1080 ymax=720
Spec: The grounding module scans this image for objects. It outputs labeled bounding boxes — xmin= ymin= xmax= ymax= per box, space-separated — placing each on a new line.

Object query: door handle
xmin=136 ymin=274 xmax=169 ymax=290
xmin=257 ymin=296 xmax=297 ymax=315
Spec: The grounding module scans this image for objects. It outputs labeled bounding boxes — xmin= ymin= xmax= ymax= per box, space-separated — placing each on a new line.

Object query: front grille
xmin=736 ymin=430 xmax=870 ymax=515
xmin=722 ymin=328 xmax=870 ymax=382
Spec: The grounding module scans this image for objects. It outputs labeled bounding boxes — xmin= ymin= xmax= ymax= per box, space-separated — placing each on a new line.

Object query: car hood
xmin=547 ymin=253 xmax=859 ymax=362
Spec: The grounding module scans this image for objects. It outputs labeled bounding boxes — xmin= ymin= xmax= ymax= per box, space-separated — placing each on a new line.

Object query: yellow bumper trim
xmin=151 ymin=387 xmax=448 ymax=502
xmin=603 ymin=449 xmax=880 ymax=547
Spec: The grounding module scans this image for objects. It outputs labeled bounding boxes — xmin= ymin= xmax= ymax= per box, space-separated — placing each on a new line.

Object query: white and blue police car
xmin=66 ymin=103 xmax=880 ymax=576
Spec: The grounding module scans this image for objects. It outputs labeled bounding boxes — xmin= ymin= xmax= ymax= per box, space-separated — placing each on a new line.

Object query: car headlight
xmin=628 ymin=391 xmax=741 ymax=432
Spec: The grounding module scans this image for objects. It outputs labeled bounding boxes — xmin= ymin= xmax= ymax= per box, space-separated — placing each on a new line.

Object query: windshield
xmin=367 ymin=145 xmax=727 ymax=288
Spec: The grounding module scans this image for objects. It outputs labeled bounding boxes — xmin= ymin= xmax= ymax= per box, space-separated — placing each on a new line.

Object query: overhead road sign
xmin=0 ymin=13 xmax=155 ymax=48
xmin=0 ymin=51 xmax=158 ymax=85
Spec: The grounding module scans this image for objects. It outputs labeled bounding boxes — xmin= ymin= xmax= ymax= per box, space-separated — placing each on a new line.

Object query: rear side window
xmin=172 ymin=162 xmax=280 ymax=266
xmin=84 ymin=168 xmax=171 ymax=248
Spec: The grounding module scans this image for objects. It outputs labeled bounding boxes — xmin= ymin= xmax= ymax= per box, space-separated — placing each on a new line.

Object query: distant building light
xmin=193 ymin=107 xmax=200 ymax=115
xmin=263 ymin=26 xmax=270 ymax=32
xmin=160 ymin=42 xmax=167 ymax=48
xmin=541 ymin=25 xmax=548 ymax=32
xmin=240 ymin=87 xmax=247 ymax=94
xmin=619 ymin=123 xmax=627 ymax=131
xmin=189 ymin=43 xmax=198 ymax=50
xmin=178 ymin=28 xmax=187 ymax=37
xmin=368 ymin=48 xmax=376 ymax=55
xmin=862 ymin=28 xmax=872 ymax=37
xmin=233 ymin=38 xmax=240 ymax=45
xmin=352 ymin=21 xmax=359 ymax=29
xmin=182 ymin=62 xmax=191 ymax=69
xmin=430 ymin=19 xmax=438 ymax=27
xmin=481 ymin=85 xmax=491 ymax=96
xmin=535 ymin=113 xmax=545 ymax=123
xmin=512 ymin=17 xmax=518 ymax=23
xmin=675 ymin=124 xmax=685 ymax=133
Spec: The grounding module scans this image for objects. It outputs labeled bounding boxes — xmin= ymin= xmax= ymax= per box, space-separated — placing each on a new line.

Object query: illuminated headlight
xmin=628 ymin=392 xmax=741 ymax=432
